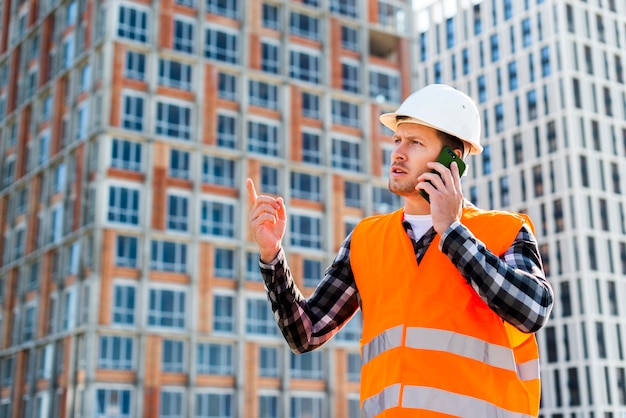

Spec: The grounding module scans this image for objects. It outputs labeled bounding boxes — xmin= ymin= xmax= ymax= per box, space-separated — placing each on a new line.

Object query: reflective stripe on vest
xmin=361 ymin=384 xmax=401 ymax=417
xmin=362 ymin=385 xmax=534 ymax=418
xmin=362 ymin=326 xmax=540 ymax=381
xmin=361 ymin=325 xmax=403 ymax=366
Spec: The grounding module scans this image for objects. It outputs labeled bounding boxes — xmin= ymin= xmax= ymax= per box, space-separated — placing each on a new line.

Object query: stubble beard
xmin=388 ymin=177 xmax=421 ymax=197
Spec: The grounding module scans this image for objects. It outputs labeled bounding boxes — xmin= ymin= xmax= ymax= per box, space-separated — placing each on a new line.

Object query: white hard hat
xmin=380 ymin=84 xmax=483 ymax=155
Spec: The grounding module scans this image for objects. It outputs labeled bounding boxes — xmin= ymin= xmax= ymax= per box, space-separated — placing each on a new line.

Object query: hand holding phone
xmin=419 ymin=146 xmax=466 ymax=203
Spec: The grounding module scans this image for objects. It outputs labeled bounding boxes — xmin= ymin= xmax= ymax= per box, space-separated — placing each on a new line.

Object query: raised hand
xmin=247 ymin=178 xmax=286 ymax=263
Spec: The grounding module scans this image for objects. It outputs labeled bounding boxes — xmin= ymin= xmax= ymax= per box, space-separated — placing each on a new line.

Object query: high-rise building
xmin=0 ymin=0 xmax=413 ymax=417
xmin=415 ymin=0 xmax=626 ymax=416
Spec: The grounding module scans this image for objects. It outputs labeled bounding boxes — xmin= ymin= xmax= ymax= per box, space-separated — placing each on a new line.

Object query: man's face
xmin=388 ymin=123 xmax=443 ymax=197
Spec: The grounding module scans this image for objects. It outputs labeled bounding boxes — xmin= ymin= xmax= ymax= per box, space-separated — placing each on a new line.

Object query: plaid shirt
xmin=260 ymin=216 xmax=554 ymax=354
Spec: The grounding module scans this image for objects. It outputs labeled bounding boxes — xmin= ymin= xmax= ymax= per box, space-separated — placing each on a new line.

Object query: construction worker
xmin=247 ymin=84 xmax=554 ymax=417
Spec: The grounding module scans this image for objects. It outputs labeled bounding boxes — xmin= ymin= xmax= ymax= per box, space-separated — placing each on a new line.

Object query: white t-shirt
xmin=403 ymin=213 xmax=433 ymax=240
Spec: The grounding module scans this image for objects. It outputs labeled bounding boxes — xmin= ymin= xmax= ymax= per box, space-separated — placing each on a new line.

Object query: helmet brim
xmin=379 ymin=112 xmax=484 ymax=155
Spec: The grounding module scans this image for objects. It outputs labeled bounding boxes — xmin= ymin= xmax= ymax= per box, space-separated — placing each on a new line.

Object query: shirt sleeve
xmin=439 ymin=221 xmax=554 ymax=333
xmin=259 ymin=234 xmax=360 ymax=353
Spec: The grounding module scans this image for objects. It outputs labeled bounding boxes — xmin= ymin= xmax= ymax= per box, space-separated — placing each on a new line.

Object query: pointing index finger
xmin=246 ymin=178 xmax=258 ymax=205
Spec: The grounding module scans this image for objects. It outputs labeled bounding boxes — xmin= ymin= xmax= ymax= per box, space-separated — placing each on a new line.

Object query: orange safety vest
xmin=350 ymin=207 xmax=541 ymax=418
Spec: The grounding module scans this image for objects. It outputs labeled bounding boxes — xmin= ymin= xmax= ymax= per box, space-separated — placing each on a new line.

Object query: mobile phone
xmin=419 ymin=146 xmax=467 ymax=203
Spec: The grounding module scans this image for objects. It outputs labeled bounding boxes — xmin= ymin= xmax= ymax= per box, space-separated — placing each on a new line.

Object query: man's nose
xmin=391 ymin=144 xmax=407 ymax=161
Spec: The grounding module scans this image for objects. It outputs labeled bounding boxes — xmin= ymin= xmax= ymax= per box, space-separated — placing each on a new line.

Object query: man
xmin=247 ymin=84 xmax=554 ymax=417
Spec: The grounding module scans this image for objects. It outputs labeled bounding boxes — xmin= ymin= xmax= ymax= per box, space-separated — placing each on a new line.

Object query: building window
xmin=249 ymin=80 xmax=279 ymax=109
xmin=477 ymin=75 xmax=486 ymax=103
xmin=341 ymin=61 xmax=360 ymax=93
xmin=111 ymin=139 xmax=142 ymax=171
xmin=290 ymin=351 xmax=323 ymax=379
xmin=604 ymin=87 xmax=613 ymax=117
xmin=113 ymin=283 xmax=136 ymax=325
xmin=202 ymin=155 xmax=235 ymax=187
xmin=150 ymin=240 xmax=188 ymax=273
xmin=22 ymin=305 xmax=37 ymax=342
xmin=259 ymin=346 xmax=279 ymax=377
xmin=248 ymin=121 xmax=279 ymax=156
xmin=446 ymin=17 xmax=454 ymax=49
xmin=521 ymin=18 xmax=531 ymax=47
xmin=175 ymin=0 xmax=194 ymax=8
xmin=156 ymin=102 xmax=191 ymax=140
xmin=108 ymin=186 xmax=140 ymax=225
xmin=261 ymin=166 xmax=280 ymax=194
xmin=167 ymin=194 xmax=189 ymax=232
xmin=341 ymin=25 xmax=359 ymax=52
xmin=378 ymin=1 xmax=404 ymax=30
xmin=369 ymin=70 xmax=400 ymax=102
xmin=96 ymin=388 xmax=132 ymax=417
xmin=205 ymin=29 xmax=238 ymax=64
xmin=344 ymin=181 xmax=361 ymax=208
xmin=374 ymin=186 xmax=398 ymax=213
xmin=302 ymin=92 xmax=320 ymax=119
xmin=201 ymin=200 xmax=235 ymax=237
xmin=331 ymin=99 xmax=359 ymax=127
xmin=290 ymin=50 xmax=320 ymax=84
xmin=527 ymin=89 xmax=537 ymax=121
xmin=261 ymin=42 xmax=280 ymax=74
xmin=169 ymin=149 xmax=190 ymax=180
xmin=158 ymin=59 xmax=192 ymax=91
xmin=262 ymin=4 xmax=280 ymax=29
xmin=462 ymin=48 xmax=469 ymax=75
xmin=541 ymin=46 xmax=551 ymax=77
xmin=196 ymin=392 xmax=233 ymax=418
xmin=331 ymin=0 xmax=357 ymax=17
xmin=162 ymin=339 xmax=185 ymax=372
xmin=218 ymin=72 xmax=237 ymax=100
xmin=302 ymin=131 xmax=321 ymax=164
xmin=290 ymin=12 xmax=319 ymax=41
xmin=565 ymin=4 xmax=574 ymax=33
xmin=213 ymin=294 xmax=234 ymax=333
xmin=246 ymin=251 xmax=262 ymax=281
xmin=289 ymin=396 xmax=323 ymax=417
xmin=303 ymin=258 xmax=322 ymax=287
xmin=122 ymin=94 xmax=145 ymax=131
xmin=160 ymin=390 xmax=184 ymax=418
xmin=332 ymin=138 xmax=361 ymax=172
xmin=420 ymin=32 xmax=427 ymax=62
xmin=217 ymin=114 xmax=237 ymax=148
xmin=207 ymin=0 xmax=238 ymax=19
xmin=118 ymin=6 xmax=148 ymax=43
xmin=336 ymin=310 xmax=362 ymax=342
xmin=290 ymin=172 xmax=321 ymax=201
xmin=214 ymin=247 xmax=235 ymax=278
xmin=596 ymin=14 xmax=605 ymax=43
xmin=197 ymin=343 xmax=233 ymax=375
xmin=494 ymin=103 xmax=504 ymax=133
xmin=173 ymin=18 xmax=194 ymax=53
xmin=115 ymin=235 xmax=138 ymax=267
xmin=259 ymin=395 xmax=279 ymax=418
xmin=290 ymin=214 xmax=322 ymax=249
xmin=98 ymin=335 xmax=134 ymax=369
xmin=615 ymin=54 xmax=623 ymax=84
xmin=124 ymin=51 xmax=146 ymax=80
xmin=508 ymin=61 xmax=518 ymax=91
xmin=246 ymin=298 xmax=278 ymax=336
xmin=346 ymin=352 xmax=361 ymax=383
xmin=148 ymin=288 xmax=186 ymax=328
xmin=611 ymin=162 xmax=621 ymax=194
xmin=532 ymin=164 xmax=543 ymax=197
xmin=499 ymin=175 xmax=510 ymax=207
xmin=473 ymin=4 xmax=482 ymax=35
